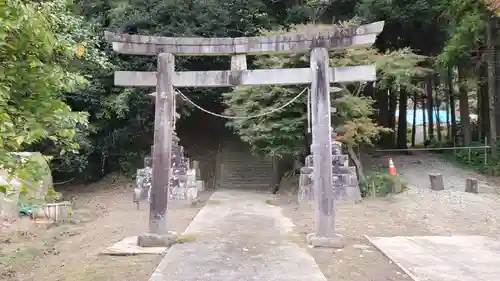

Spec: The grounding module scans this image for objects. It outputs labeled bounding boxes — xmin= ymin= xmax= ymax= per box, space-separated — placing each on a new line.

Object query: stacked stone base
xmin=298 ymin=141 xmax=362 ymax=205
xmin=134 ymin=132 xmax=205 ymax=207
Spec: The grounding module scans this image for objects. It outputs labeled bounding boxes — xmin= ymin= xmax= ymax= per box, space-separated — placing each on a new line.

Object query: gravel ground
xmin=275 ymin=151 xmax=500 ymax=281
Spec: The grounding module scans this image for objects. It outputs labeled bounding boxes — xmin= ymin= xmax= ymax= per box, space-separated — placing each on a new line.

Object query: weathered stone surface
xmin=137 ymin=231 xmax=179 ymax=248
xmin=0 ymin=193 xmax=19 ymax=220
xmin=465 ymin=178 xmax=479 ymax=194
xmin=306 ymin=232 xmax=344 ymax=248
xmin=114 ymin=66 xmax=376 ymax=87
xmin=332 ymin=155 xmax=349 ymax=166
xmin=305 ymin=155 xmax=314 ymax=167
xmin=429 ymin=173 xmax=444 ymax=191
xmin=331 ymin=141 xmax=342 ymax=155
xmin=196 ymin=180 xmax=204 ymax=192
xmin=136 ymin=167 xmax=152 ymax=202
xmin=298 ymin=173 xmax=314 ymax=204
xmin=300 ymin=166 xmax=314 ymax=174
xmin=366 ymin=235 xmax=500 ymax=281
xmin=0 ymin=152 xmax=53 ymax=207
xmin=332 ymin=166 xmax=351 ymax=174
xmin=105 ymin=21 xmax=384 ymax=56
xmin=102 ymin=236 xmax=166 ymax=256
xmin=135 ymin=141 xmax=205 ymax=204
xmin=298 ymin=148 xmax=361 ymax=205
xmin=144 ymin=157 xmax=152 ymax=167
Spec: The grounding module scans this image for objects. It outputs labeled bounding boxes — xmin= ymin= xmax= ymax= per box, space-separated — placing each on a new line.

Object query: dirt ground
xmin=2 ymin=152 xmax=500 ymax=281
xmin=275 ymin=151 xmax=500 ymax=281
xmin=0 ymin=174 xmax=212 ymax=281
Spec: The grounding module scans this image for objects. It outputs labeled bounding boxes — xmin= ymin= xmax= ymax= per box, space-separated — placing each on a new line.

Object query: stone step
xmin=218 ymin=183 xmax=272 ymax=189
xmin=218 ymin=146 xmax=274 ymax=189
xmin=221 ymin=177 xmax=272 ymax=183
xmin=221 ymin=174 xmax=274 ymax=179
xmin=220 ymin=159 xmax=272 ymax=165
xmin=220 ymin=161 xmax=272 ymax=165
xmin=222 ymin=175 xmax=273 ymax=180
xmin=219 ymin=153 xmax=272 ymax=159
xmin=222 ymin=168 xmax=272 ymax=172
xmin=221 ymin=167 xmax=273 ymax=173
xmin=222 ymin=170 xmax=273 ymax=175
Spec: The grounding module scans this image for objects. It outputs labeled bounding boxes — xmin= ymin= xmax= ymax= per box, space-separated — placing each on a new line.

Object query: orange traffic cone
xmin=388 ymin=158 xmax=397 ymax=176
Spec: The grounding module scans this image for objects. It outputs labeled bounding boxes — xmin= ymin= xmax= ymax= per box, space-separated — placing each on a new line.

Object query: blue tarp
xmin=396 ymin=109 xmax=459 ymax=126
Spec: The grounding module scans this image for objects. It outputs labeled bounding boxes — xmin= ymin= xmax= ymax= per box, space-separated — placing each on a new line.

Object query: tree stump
xmin=392 ymin=182 xmax=404 ymax=193
xmin=465 ymin=178 xmax=479 ymax=194
xmin=429 ymin=173 xmax=444 ymax=191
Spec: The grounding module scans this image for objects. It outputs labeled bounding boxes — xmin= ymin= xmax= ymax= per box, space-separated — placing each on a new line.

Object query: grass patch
xmin=176 ymin=235 xmax=197 ymax=244
xmin=206 ymin=200 xmax=221 ymax=205
xmin=264 ymin=199 xmax=277 ymax=205
xmin=264 ymin=199 xmax=278 ymax=206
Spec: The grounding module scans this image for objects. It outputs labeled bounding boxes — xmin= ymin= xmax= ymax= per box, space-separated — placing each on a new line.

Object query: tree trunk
xmin=445 ymin=95 xmax=450 ymax=139
xmin=388 ymin=90 xmax=398 ymax=147
xmin=434 ymin=76 xmax=442 ymax=142
xmin=347 ymin=145 xmax=365 ymax=182
xmin=426 ymin=78 xmax=435 ymax=141
xmin=479 ymin=60 xmax=490 ymax=142
xmin=397 ymin=89 xmax=408 ymax=149
xmin=477 ymin=70 xmax=485 ymax=140
xmin=448 ymin=66 xmax=457 ymax=142
xmin=377 ymin=89 xmax=390 ymax=147
xmin=458 ymin=65 xmax=471 ymax=146
xmin=411 ymin=94 xmax=417 ymax=147
xmin=487 ymin=19 xmax=498 ymax=156
xmin=422 ymin=94 xmax=427 ymax=142
xmin=495 ymin=20 xmax=500 ymax=138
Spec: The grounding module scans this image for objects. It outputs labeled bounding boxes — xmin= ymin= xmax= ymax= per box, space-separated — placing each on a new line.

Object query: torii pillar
xmin=137 ymin=53 xmax=179 ymax=247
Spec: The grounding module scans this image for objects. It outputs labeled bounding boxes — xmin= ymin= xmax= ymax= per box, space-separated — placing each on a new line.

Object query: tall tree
xmin=0 ymin=0 xmax=105 ymax=190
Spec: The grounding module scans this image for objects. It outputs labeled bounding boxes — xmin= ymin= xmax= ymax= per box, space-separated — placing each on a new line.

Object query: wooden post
xmin=429 ymin=173 xmax=444 ymax=191
xmin=307 ymin=48 xmax=343 ymax=248
xmin=465 ymin=178 xmax=479 ymax=193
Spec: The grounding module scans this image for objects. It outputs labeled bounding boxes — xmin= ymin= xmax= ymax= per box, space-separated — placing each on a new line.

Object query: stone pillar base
xmin=306 ymin=233 xmax=344 ymax=248
xmin=137 ymin=231 xmax=179 ymax=247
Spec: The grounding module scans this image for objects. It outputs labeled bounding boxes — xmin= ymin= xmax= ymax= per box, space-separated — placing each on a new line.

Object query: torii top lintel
xmin=104 ymin=21 xmax=384 ymax=56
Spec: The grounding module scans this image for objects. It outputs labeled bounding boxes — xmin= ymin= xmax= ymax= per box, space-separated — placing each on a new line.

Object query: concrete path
xmin=366 ymin=235 xmax=500 ymax=281
xmin=148 ymin=190 xmax=327 ymax=281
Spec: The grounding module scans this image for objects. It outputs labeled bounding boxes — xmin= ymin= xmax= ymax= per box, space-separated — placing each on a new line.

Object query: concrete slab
xmin=148 ymin=190 xmax=327 ymax=281
xmin=366 ymin=235 xmax=500 ymax=281
xmin=101 ymin=236 xmax=166 ymax=256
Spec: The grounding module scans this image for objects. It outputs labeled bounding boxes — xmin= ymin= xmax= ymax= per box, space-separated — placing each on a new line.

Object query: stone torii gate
xmin=105 ymin=21 xmax=384 ymax=248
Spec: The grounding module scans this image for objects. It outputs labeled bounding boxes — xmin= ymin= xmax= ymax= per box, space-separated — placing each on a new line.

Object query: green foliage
xmin=356 ymin=0 xmax=444 ymax=54
xmin=59 ymin=0 xmax=319 ymax=180
xmin=333 ymin=95 xmax=390 ymax=147
xmin=436 ymin=0 xmax=490 ymax=65
xmin=224 ymin=21 xmax=428 ymax=157
xmin=224 ymin=85 xmax=308 ymax=157
xmin=2 ymin=0 xmax=492 ymax=187
xmin=0 ymin=0 xmax=107 ymax=193
xmin=441 ymin=140 xmax=500 ymax=175
xmin=359 ymin=171 xmax=406 ymax=197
